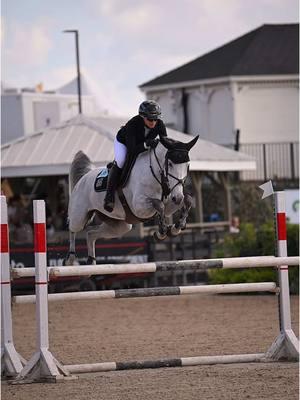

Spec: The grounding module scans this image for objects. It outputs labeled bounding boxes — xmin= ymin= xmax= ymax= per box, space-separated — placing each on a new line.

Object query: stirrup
xmin=104 ymin=202 xmax=114 ymax=212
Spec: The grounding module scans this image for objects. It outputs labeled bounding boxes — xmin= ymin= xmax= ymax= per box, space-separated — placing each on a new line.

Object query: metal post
xmin=263 ymin=144 xmax=267 ymax=181
xmin=74 ymin=31 xmax=82 ymax=114
xmin=63 ymin=29 xmax=82 ymax=114
xmin=234 ymin=129 xmax=240 ymax=182
xmin=290 ymin=143 xmax=295 ymax=181
xmin=234 ymin=129 xmax=240 ymax=151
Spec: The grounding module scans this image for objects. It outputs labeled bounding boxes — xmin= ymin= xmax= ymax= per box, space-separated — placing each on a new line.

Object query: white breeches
xmin=114 ymin=138 xmax=127 ymax=168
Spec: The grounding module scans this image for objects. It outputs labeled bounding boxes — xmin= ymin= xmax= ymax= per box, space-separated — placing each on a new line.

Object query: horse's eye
xmin=168 ymin=161 xmax=172 ymax=168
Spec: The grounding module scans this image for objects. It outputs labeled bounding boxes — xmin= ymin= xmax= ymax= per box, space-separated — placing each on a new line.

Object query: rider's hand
xmin=145 ymin=138 xmax=159 ymax=149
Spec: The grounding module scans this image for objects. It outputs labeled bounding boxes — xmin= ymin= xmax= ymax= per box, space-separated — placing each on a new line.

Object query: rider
xmin=104 ymin=100 xmax=168 ymax=212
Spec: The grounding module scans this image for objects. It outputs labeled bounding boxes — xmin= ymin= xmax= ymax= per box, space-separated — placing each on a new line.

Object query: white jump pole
xmin=14 ymin=282 xmax=277 ymax=304
xmin=65 ymin=353 xmax=266 ymax=374
xmin=1 ymin=196 xmax=25 ymax=377
xmin=15 ymin=200 xmax=71 ymax=383
xmin=7 ymin=185 xmax=298 ymax=380
xmin=11 ymin=256 xmax=300 ymax=279
xmin=259 ymin=183 xmax=299 ymax=361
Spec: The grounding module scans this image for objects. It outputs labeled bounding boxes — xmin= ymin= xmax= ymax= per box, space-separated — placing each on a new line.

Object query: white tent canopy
xmin=1 ymin=114 xmax=256 ymax=178
xmin=56 ymin=74 xmax=94 ymax=96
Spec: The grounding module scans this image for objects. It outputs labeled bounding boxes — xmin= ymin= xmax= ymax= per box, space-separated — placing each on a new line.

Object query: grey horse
xmin=64 ymin=135 xmax=198 ymax=265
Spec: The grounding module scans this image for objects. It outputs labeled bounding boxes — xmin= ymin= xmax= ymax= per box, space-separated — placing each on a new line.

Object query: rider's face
xmin=143 ymin=117 xmax=157 ymax=129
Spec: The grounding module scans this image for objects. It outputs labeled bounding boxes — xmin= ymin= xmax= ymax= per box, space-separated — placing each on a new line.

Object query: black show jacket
xmin=116 ymin=115 xmax=167 ymax=156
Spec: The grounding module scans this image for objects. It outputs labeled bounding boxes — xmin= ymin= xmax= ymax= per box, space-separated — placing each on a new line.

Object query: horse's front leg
xmin=168 ymin=193 xmax=193 ymax=237
xmin=150 ymin=198 xmax=168 ymax=241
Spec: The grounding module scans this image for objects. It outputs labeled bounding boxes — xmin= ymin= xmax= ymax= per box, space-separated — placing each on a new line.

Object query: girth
xmin=117 ymin=188 xmax=154 ymax=224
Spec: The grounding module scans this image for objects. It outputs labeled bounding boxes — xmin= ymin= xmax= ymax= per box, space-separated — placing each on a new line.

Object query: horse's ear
xmin=160 ymin=136 xmax=175 ymax=150
xmin=185 ymin=135 xmax=199 ymax=151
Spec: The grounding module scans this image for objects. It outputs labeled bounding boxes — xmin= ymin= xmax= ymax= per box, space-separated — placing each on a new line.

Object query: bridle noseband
xmin=149 ymin=146 xmax=187 ymax=201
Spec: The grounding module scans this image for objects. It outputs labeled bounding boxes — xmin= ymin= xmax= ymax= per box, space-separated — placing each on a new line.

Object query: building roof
xmin=140 ymin=24 xmax=299 ymax=88
xmin=56 ymin=73 xmax=94 ymax=96
xmin=1 ymin=114 xmax=255 ymax=178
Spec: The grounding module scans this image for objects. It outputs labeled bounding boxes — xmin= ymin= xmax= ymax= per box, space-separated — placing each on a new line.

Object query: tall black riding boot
xmin=104 ymin=162 xmax=122 ymax=212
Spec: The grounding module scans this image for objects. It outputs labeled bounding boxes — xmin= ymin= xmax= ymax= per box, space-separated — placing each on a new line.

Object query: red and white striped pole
xmin=260 ymin=183 xmax=299 ymax=360
xmin=1 ymin=195 xmax=25 ymax=377
xmin=272 ymin=190 xmax=299 ymax=359
xmin=16 ymin=200 xmax=70 ymax=382
xmin=33 ymin=200 xmax=49 ymax=350
xmin=274 ymin=191 xmax=293 ymax=332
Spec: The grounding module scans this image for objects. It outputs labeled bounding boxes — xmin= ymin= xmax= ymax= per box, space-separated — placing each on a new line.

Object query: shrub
xmin=209 ymin=221 xmax=299 ymax=294
xmin=214 ymin=223 xmax=258 ymax=258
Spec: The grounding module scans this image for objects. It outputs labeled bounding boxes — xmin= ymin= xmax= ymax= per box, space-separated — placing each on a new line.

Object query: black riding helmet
xmin=139 ymin=100 xmax=161 ymax=120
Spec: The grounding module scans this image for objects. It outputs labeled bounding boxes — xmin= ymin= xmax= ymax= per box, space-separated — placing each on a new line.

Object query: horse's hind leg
xmin=63 ymin=231 xmax=77 ymax=265
xmin=86 ymin=226 xmax=97 ymax=265
xmin=86 ymin=221 xmax=132 ymax=265
xmin=64 ymin=209 xmax=91 ymax=265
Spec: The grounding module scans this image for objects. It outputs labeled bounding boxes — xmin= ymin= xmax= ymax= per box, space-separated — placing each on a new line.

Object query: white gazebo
xmin=1 ymin=114 xmax=256 ymax=229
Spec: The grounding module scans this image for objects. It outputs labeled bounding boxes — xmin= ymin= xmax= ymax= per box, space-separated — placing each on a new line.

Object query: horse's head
xmin=157 ymin=135 xmax=199 ymax=205
xmin=160 ymin=135 xmax=198 ymax=162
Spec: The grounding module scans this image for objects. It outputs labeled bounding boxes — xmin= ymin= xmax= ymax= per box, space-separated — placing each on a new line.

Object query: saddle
xmin=94 ymin=153 xmax=150 ymax=223
xmin=94 ymin=153 xmax=137 ymax=192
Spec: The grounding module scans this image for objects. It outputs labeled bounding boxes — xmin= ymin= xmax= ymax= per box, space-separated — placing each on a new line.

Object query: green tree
xmin=231 ymin=183 xmax=273 ymax=227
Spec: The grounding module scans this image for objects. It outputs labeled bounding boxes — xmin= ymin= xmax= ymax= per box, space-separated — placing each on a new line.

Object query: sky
xmin=1 ymin=0 xmax=299 ymax=116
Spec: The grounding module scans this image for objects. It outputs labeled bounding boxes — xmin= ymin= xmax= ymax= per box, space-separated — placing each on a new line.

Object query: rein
xmin=149 ymin=146 xmax=186 ymax=201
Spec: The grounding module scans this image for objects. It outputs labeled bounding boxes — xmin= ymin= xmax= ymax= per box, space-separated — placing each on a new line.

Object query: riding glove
xmin=145 ymin=138 xmax=159 ymax=149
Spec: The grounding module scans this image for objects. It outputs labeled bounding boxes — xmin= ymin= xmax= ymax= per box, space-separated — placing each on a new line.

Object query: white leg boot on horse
xmin=103 ymin=162 xmax=122 ymax=213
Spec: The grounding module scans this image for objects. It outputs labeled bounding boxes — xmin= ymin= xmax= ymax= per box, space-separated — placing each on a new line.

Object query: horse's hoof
xmin=153 ymin=231 xmax=167 ymax=242
xmin=86 ymin=256 xmax=97 ymax=265
xmin=63 ymin=252 xmax=76 ymax=266
xmin=167 ymin=224 xmax=181 ymax=237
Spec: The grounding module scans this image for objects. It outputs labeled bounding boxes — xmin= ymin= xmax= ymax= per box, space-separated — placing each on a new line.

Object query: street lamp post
xmin=63 ymin=29 xmax=82 ymax=114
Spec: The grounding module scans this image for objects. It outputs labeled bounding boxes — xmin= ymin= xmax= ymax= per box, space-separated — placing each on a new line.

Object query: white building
xmin=140 ymin=24 xmax=299 ymax=181
xmin=1 ymin=75 xmax=100 ymax=144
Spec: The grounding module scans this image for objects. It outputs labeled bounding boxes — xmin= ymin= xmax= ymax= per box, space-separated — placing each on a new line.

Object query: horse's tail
xmin=69 ymin=151 xmax=92 ymax=194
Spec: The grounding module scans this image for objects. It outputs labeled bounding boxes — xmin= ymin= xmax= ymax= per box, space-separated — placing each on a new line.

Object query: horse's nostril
xmin=173 ymin=195 xmax=184 ymax=205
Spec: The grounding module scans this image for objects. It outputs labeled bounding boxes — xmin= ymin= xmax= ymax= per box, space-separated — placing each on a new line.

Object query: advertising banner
xmin=284 ymin=189 xmax=300 ymax=224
